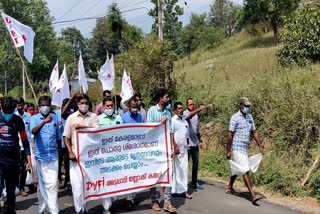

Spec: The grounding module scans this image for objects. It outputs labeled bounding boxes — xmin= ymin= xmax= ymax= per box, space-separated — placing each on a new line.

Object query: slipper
xmin=252 ymin=196 xmax=262 ymax=204
xmin=225 ymin=189 xmax=237 ymax=195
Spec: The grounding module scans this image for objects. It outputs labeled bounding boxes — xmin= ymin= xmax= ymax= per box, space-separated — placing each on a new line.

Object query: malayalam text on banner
xmin=75 ymin=122 xmax=172 ymax=202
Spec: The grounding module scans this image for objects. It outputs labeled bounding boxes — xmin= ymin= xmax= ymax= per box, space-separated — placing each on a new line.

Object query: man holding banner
xmin=147 ymin=88 xmax=179 ymax=213
xmin=63 ymin=94 xmax=99 ymax=214
xmin=121 ymin=96 xmax=144 ymax=210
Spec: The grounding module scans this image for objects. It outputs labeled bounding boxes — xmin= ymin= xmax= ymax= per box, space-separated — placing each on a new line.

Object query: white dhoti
xmin=70 ymin=161 xmax=113 ymax=212
xmin=171 ymin=150 xmax=188 ymax=194
xmin=31 ymin=147 xmax=37 ymax=181
xmin=70 ymin=161 xmax=87 ymax=213
xmin=36 ymin=160 xmax=59 ymax=214
xmin=229 ymin=151 xmax=263 ymax=176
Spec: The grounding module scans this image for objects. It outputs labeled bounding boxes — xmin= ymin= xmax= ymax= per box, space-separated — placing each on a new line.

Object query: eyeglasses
xmin=188 ymin=104 xmax=194 ymax=106
xmin=177 ymin=107 xmax=183 ymax=110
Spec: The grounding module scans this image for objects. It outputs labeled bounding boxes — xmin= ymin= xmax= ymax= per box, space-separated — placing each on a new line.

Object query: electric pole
xmin=158 ymin=0 xmax=163 ymax=42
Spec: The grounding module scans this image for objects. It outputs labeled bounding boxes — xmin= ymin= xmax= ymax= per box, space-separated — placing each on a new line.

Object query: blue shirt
xmin=55 ymin=110 xmax=66 ymax=148
xmin=147 ymin=104 xmax=173 ymax=133
xmin=229 ymin=111 xmax=256 ymax=154
xmin=0 ymin=113 xmax=30 ymax=165
xmin=30 ymin=113 xmax=61 ymax=162
xmin=121 ymin=111 xmax=144 ymax=123
xmin=15 ymin=111 xmax=32 ymax=148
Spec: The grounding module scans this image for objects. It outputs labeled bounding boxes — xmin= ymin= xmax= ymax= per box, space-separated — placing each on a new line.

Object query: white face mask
xmin=104 ymin=109 xmax=114 ymax=116
xmin=78 ymin=104 xmax=89 ymax=113
xmin=40 ymin=106 xmax=51 ymax=116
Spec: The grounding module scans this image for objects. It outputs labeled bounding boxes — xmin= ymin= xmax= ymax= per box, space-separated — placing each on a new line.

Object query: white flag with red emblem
xmin=98 ymin=55 xmax=114 ymax=90
xmin=120 ymin=70 xmax=134 ymax=102
xmin=1 ymin=12 xmax=35 ymax=63
xmin=52 ymin=64 xmax=70 ymax=106
xmin=49 ymin=60 xmax=59 ymax=94
xmin=78 ymin=53 xmax=88 ymax=93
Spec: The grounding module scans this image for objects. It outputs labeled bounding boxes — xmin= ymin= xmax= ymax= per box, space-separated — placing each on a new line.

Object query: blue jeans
xmin=188 ymin=146 xmax=199 ymax=186
xmin=0 ymin=163 xmax=19 ymax=212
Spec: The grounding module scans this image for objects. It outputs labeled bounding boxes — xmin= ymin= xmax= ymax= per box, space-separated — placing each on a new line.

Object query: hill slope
xmin=173 ymin=31 xmax=320 ymax=202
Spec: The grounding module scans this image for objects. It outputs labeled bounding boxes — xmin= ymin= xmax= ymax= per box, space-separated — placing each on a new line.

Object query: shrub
xmin=277 ymin=3 xmax=320 ymax=66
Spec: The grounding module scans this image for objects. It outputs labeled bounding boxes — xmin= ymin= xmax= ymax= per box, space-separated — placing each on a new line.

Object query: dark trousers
xmin=19 ymin=150 xmax=27 ymax=191
xmin=188 ymin=146 xmax=199 ymax=186
xmin=58 ymin=147 xmax=70 ymax=185
xmin=0 ymin=163 xmax=19 ymax=212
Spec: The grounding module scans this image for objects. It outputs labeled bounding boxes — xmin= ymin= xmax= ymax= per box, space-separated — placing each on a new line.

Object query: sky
xmin=46 ymin=0 xmax=243 ymax=38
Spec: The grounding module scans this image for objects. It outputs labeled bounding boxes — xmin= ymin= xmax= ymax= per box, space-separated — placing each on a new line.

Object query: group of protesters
xmin=0 ymin=87 xmax=264 ymax=214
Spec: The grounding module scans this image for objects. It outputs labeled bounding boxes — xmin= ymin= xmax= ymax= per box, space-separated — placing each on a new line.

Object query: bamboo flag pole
xmin=15 ymin=47 xmax=37 ymax=104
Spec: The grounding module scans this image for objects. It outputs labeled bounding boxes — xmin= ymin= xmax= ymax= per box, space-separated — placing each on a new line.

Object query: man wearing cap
xmin=226 ymin=97 xmax=264 ymax=203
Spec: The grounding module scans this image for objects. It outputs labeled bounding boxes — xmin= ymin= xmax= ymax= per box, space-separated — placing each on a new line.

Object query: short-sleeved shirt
xmin=95 ymin=103 xmax=104 ymax=116
xmin=98 ymin=113 xmax=123 ymax=126
xmin=121 ymin=111 xmax=144 ymax=123
xmin=229 ymin=111 xmax=256 ymax=154
xmin=139 ymin=108 xmax=147 ymax=122
xmin=172 ymin=115 xmax=189 ymax=154
xmin=63 ymin=111 xmax=99 ymax=153
xmin=30 ymin=113 xmax=61 ymax=162
xmin=147 ymin=104 xmax=173 ymax=133
xmin=0 ymin=113 xmax=29 ymax=165
xmin=183 ymin=109 xmax=200 ymax=147
xmin=15 ymin=111 xmax=32 ymax=148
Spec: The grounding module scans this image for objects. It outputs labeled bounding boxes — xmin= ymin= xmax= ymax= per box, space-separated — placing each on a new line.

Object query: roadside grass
xmin=180 ymin=31 xmax=320 ymax=201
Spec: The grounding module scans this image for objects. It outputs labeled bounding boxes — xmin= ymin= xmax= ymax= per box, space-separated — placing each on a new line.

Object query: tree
xmin=149 ymin=0 xmax=184 ymax=53
xmin=209 ymin=0 xmax=242 ymax=37
xmin=277 ymin=3 xmax=320 ymax=66
xmin=243 ymin=0 xmax=300 ymax=43
xmin=0 ymin=0 xmax=58 ymax=94
xmin=90 ymin=3 xmax=143 ymax=68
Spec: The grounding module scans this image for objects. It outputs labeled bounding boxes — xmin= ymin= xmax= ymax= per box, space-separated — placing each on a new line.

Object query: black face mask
xmin=130 ymin=108 xmax=138 ymax=117
xmin=162 ymin=101 xmax=170 ymax=107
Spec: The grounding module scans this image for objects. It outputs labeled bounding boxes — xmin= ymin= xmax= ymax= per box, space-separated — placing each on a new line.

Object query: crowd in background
xmin=0 ymin=88 xmax=206 ymax=214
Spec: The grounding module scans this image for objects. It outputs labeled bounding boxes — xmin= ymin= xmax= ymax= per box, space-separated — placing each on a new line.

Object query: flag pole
xmin=78 ymin=52 xmax=83 ymax=94
xmin=15 ymin=47 xmax=37 ymax=104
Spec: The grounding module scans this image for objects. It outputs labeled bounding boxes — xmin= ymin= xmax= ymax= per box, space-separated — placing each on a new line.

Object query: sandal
xmin=164 ymin=202 xmax=176 ymax=213
xmin=185 ymin=193 xmax=192 ymax=199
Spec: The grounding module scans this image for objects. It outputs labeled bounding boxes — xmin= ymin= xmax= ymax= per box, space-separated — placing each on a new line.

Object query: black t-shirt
xmin=0 ymin=113 xmax=25 ymax=165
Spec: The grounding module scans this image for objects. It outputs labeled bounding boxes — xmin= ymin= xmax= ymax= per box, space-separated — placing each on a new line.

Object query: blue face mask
xmin=242 ymin=107 xmax=249 ymax=114
xmin=3 ymin=113 xmax=13 ymax=122
xmin=165 ymin=104 xmax=171 ymax=110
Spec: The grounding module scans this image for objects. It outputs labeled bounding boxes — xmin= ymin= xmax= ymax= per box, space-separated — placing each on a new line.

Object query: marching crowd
xmin=0 ymin=88 xmax=264 ymax=214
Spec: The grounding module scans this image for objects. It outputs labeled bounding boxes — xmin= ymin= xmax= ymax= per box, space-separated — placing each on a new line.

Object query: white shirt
xmin=172 ymin=114 xmax=189 ymax=154
xmin=139 ymin=107 xmax=147 ymax=122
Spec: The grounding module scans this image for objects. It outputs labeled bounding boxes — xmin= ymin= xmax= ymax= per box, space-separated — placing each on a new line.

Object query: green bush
xmin=277 ymin=3 xmax=320 ymax=66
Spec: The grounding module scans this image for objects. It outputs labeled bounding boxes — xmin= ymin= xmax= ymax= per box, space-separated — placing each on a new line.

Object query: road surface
xmin=13 ymin=180 xmax=301 ymax=214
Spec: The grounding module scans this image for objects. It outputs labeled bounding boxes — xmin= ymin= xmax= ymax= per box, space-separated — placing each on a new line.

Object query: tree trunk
xmin=263 ymin=19 xmax=269 ymax=33
xmin=270 ymin=16 xmax=279 ymax=44
xmin=187 ymin=45 xmax=191 ymax=61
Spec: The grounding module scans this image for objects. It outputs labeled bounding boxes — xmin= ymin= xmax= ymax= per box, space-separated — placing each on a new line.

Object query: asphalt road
xmin=12 ymin=180 xmax=301 ymax=214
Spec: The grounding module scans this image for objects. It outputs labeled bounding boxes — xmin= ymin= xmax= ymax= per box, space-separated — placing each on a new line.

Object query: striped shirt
xmin=229 ymin=111 xmax=256 ymax=154
xmin=147 ymin=104 xmax=173 ymax=133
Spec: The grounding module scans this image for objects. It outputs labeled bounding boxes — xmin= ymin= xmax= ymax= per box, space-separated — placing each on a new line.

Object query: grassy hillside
xmin=174 ymin=31 xmax=320 ymax=200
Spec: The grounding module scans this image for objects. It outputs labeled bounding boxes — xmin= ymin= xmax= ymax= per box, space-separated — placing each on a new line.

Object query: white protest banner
xmin=75 ymin=123 xmax=172 ymax=202
xmin=1 ymin=12 xmax=35 ymax=63
xmin=120 ymin=70 xmax=134 ymax=102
